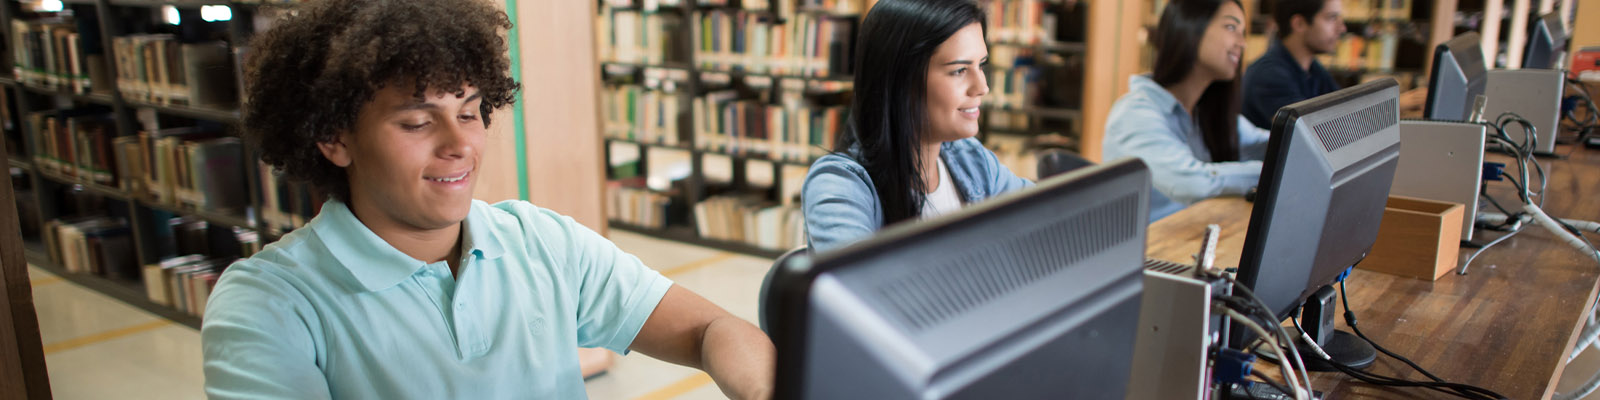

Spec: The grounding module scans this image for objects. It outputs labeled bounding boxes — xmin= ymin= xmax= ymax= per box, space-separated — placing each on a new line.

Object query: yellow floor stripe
xmin=30 ymin=276 xmax=64 ymax=287
xmin=659 ymin=252 xmax=740 ymax=278
xmin=43 ymin=320 xmax=171 ymax=355
xmin=632 ymin=372 xmax=714 ymax=400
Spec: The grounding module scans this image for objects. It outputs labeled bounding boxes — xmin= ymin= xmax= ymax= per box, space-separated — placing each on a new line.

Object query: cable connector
xmin=1213 ymin=347 xmax=1256 ymax=386
xmin=1483 ymin=162 xmax=1506 ymax=181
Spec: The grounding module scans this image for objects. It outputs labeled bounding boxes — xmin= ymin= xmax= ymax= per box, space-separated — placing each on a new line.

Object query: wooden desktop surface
xmin=1145 ymin=146 xmax=1600 ymax=399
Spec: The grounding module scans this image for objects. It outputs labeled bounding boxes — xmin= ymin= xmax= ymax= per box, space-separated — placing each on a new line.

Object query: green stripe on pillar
xmin=506 ymin=0 xmax=529 ymax=200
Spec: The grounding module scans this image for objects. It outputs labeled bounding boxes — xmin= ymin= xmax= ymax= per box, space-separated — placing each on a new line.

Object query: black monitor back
xmin=771 ymin=158 xmax=1152 ymax=400
xmin=1426 ymin=33 xmax=1489 ymax=121
xmin=1237 ymin=79 xmax=1403 ymax=328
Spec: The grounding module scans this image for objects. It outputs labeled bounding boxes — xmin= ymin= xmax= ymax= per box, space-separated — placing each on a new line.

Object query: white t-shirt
xmin=922 ymin=158 xmax=963 ymax=218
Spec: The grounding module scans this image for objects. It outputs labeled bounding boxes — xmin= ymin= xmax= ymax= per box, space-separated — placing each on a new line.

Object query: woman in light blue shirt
xmin=802 ymin=0 xmax=1032 ymax=252
xmin=1103 ymin=0 xmax=1270 ymax=221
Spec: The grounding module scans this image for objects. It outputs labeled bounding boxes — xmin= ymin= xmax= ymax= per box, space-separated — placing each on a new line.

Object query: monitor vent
xmin=1313 ymin=98 xmax=1397 ymax=152
xmin=871 ymin=193 xmax=1141 ymax=333
xmin=1143 ymin=259 xmax=1192 ymax=275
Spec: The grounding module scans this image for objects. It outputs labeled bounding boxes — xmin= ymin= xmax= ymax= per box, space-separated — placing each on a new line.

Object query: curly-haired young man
xmin=199 ymin=1 xmax=774 ymax=398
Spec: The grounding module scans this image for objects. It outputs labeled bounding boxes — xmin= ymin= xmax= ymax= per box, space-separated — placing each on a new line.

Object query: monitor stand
xmin=1296 ymin=285 xmax=1376 ymax=371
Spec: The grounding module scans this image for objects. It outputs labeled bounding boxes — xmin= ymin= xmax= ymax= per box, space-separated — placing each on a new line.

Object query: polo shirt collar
xmin=310 ymin=199 xmax=506 ymax=292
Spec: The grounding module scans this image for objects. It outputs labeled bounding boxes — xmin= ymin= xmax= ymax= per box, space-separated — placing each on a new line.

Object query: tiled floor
xmin=26 ymin=230 xmax=1600 ymax=399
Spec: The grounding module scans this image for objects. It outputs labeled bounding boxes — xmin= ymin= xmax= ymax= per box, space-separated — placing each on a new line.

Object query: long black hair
xmin=838 ymin=0 xmax=985 ymax=226
xmin=1150 ymin=0 xmax=1244 ymax=162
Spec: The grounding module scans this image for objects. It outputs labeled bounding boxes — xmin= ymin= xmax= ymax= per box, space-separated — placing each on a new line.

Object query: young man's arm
xmin=530 ymin=202 xmax=775 ymax=399
xmin=630 ymin=285 xmax=776 ymax=400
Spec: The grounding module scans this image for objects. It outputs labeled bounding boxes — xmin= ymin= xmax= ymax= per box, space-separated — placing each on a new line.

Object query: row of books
xmin=1341 ymin=0 xmax=1413 ymax=21
xmin=25 ymin=109 xmax=117 ymax=185
xmin=607 ymin=178 xmax=675 ymax=229
xmin=596 ymin=7 xmax=687 ymax=66
xmin=257 ymin=162 xmax=327 ymax=235
xmin=119 ymin=128 xmax=249 ymax=212
xmin=111 ymin=35 xmax=237 ymax=108
xmin=141 ymin=218 xmax=260 ymax=317
xmin=602 ymin=85 xmax=684 ymax=147
xmin=10 ymin=17 xmax=103 ymax=94
xmin=693 ymin=194 xmax=805 ymax=251
xmin=694 ymin=10 xmax=855 ymax=77
xmin=24 ymin=109 xmax=252 ymax=212
xmin=1316 ymin=29 xmax=1401 ymax=73
xmin=692 ymin=91 xmax=843 ymax=163
xmin=983 ymin=66 xmax=1038 ymax=113
xmin=42 ymin=217 xmax=137 ymax=280
xmin=984 ymin=0 xmax=1058 ymax=45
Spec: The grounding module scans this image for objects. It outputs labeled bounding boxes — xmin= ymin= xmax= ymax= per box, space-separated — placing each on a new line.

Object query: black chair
xmin=1036 ymin=148 xmax=1095 ymax=179
xmin=759 ymin=246 xmax=809 ymax=336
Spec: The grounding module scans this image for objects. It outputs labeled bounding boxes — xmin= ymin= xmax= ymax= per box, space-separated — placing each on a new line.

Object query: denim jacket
xmin=802 ymin=137 xmax=1033 ymax=252
xmin=1103 ymin=75 xmax=1270 ymax=221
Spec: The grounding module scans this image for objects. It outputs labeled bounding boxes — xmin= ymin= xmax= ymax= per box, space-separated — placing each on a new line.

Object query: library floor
xmin=23 ymin=230 xmax=1600 ymax=399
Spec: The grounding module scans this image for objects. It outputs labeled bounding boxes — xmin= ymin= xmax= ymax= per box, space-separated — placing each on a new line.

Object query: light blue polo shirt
xmin=201 ymin=199 xmax=673 ymax=399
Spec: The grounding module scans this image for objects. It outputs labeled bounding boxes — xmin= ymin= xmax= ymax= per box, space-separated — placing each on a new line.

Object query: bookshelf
xmin=594 ymin=0 xmax=1093 ymax=256
xmin=0 ymin=0 xmax=301 ymax=328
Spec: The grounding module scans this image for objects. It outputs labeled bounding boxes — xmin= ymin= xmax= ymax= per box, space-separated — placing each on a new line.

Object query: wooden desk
xmin=1146 ymin=147 xmax=1600 ymax=399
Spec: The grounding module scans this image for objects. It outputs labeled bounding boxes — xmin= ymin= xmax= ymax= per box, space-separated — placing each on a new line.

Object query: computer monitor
xmin=1234 ymin=79 xmax=1401 ymax=363
xmin=1426 ymin=33 xmax=1489 ymax=122
xmin=770 ymin=158 xmax=1151 ymax=400
xmin=1523 ymin=12 xmax=1568 ymax=70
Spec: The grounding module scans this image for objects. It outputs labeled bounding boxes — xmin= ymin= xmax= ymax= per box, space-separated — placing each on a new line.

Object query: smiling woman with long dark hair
xmin=1102 ymin=0 xmax=1270 ymax=221
xmin=801 ymin=0 xmax=1032 ymax=252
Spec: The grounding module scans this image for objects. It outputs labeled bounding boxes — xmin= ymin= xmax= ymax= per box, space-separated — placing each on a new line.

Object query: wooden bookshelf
xmin=596 ymin=0 xmax=1094 ymax=255
xmin=1 ymin=0 xmax=275 ymax=326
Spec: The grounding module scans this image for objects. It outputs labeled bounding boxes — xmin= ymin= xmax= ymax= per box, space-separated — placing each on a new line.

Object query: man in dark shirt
xmin=1241 ymin=0 xmax=1346 ymax=129
xmin=1243 ymin=0 xmax=1427 ymax=128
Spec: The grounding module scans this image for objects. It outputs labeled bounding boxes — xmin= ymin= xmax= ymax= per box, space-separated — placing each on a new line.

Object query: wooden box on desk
xmin=1359 ymin=196 xmax=1464 ymax=281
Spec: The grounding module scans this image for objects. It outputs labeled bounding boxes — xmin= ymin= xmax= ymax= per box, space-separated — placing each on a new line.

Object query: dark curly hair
xmin=243 ymin=0 xmax=520 ymax=203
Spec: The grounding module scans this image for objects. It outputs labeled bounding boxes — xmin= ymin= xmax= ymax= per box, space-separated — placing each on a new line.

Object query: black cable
xmin=1334 ymin=281 xmax=1510 ymax=400
xmin=1337 ymin=281 xmax=1444 ymax=383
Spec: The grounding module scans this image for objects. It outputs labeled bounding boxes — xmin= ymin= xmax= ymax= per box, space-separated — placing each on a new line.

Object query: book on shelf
xmin=692 ymin=193 xmax=805 ymax=251
xmin=596 ymin=5 xmax=688 ymax=66
xmin=10 ymin=15 xmax=106 ymax=94
xmin=41 ymin=216 xmax=138 ymax=280
xmin=694 ymin=10 xmax=855 ymax=77
xmin=112 ymin=36 xmax=238 ymax=108
xmin=1314 ymin=27 xmax=1399 ymax=73
xmin=258 ymin=161 xmax=326 ymax=234
xmin=607 ymin=177 xmax=676 ymax=229
xmin=692 ymin=91 xmax=843 ymax=163
xmin=602 ymin=85 xmax=683 ymax=146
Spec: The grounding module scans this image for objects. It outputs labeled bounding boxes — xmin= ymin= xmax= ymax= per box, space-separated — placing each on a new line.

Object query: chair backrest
xmin=1036 ymin=149 xmax=1094 ymax=179
xmin=760 ymin=246 xmax=809 ymax=336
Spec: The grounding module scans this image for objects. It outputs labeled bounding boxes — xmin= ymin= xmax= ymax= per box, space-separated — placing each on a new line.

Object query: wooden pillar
xmin=1508 ymin=0 xmax=1532 ymax=69
xmin=1485 ymin=0 xmax=1505 ymax=68
xmin=0 ymin=150 xmax=50 ymax=399
xmin=473 ymin=1 xmax=608 ymax=233
xmin=1426 ymin=0 xmax=1461 ymax=74
xmin=1083 ymin=0 xmax=1146 ymax=163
